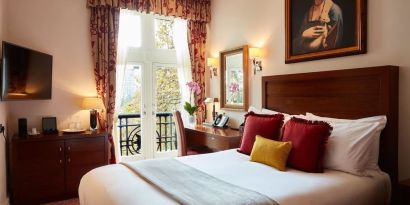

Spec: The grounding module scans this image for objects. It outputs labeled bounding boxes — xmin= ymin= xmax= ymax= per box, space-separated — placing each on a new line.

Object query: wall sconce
xmin=249 ymin=48 xmax=262 ymax=74
xmin=207 ymin=58 xmax=218 ymax=78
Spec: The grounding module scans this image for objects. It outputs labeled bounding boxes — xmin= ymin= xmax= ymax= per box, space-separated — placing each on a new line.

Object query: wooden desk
xmin=185 ymin=125 xmax=242 ymax=152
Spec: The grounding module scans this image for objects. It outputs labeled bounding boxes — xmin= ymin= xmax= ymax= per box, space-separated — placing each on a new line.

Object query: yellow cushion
xmin=250 ymin=135 xmax=292 ymax=171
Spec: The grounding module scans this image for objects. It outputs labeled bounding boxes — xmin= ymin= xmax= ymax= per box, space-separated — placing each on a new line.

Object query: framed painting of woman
xmin=285 ymin=0 xmax=367 ymax=63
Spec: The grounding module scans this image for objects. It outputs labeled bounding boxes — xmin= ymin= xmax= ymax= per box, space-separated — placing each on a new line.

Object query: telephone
xmin=213 ymin=114 xmax=229 ymax=128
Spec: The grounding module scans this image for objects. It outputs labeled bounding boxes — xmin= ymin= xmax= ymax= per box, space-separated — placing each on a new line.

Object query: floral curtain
xmin=88 ymin=0 xmax=210 ymax=163
xmin=87 ymin=0 xmax=211 ymax=23
xmin=90 ymin=6 xmax=120 ymax=164
xmin=187 ymin=21 xmax=207 ymax=124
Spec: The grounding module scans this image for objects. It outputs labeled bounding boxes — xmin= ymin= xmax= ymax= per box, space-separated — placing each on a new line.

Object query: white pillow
xmin=306 ymin=112 xmax=386 ymax=124
xmin=262 ymin=108 xmax=309 ymax=122
xmin=306 ymin=113 xmax=387 ymax=176
xmin=261 ymin=108 xmax=293 ymax=122
xmin=248 ymin=106 xmax=261 ymax=114
xmin=260 ymin=108 xmax=280 ymax=114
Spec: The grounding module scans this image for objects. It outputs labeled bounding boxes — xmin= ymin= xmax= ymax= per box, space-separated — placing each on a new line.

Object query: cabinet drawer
xmin=11 ymin=140 xmax=65 ymax=205
xmin=66 ymin=137 xmax=106 ymax=165
xmin=65 ymin=137 xmax=107 ymax=197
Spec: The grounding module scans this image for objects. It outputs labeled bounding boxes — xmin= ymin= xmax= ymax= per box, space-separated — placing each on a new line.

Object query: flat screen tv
xmin=1 ymin=41 xmax=52 ymax=100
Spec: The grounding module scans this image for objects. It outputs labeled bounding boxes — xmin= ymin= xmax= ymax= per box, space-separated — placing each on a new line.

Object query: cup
xmin=75 ymin=122 xmax=81 ymax=130
xmin=69 ymin=122 xmax=76 ymax=130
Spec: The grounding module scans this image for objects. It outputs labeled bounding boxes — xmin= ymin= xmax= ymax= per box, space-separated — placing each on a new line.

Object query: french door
xmin=118 ymin=62 xmax=180 ymax=161
xmin=116 ymin=11 xmax=184 ymax=161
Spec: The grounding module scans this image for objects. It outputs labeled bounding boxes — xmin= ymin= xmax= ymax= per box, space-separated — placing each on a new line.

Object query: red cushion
xmin=238 ymin=112 xmax=284 ymax=155
xmin=282 ymin=117 xmax=332 ymax=173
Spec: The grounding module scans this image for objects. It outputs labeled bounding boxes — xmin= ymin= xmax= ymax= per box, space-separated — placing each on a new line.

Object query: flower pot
xmin=188 ymin=115 xmax=195 ymax=124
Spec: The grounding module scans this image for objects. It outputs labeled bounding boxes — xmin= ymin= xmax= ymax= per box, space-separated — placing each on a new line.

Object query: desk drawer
xmin=205 ymin=135 xmax=230 ymax=150
xmin=185 ymin=129 xmax=237 ymax=151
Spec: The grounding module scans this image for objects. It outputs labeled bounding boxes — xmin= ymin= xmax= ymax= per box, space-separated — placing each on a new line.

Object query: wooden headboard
xmin=262 ymin=65 xmax=399 ymax=185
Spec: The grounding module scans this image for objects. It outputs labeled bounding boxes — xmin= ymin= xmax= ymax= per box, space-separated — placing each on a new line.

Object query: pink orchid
xmin=185 ymin=81 xmax=201 ymax=116
xmin=229 ymin=82 xmax=240 ymax=93
xmin=186 ymin=81 xmax=201 ymax=95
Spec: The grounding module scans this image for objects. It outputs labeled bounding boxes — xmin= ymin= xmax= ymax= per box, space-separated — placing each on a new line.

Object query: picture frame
xmin=220 ymin=45 xmax=249 ymax=111
xmin=285 ymin=0 xmax=367 ymax=64
xmin=42 ymin=117 xmax=58 ymax=134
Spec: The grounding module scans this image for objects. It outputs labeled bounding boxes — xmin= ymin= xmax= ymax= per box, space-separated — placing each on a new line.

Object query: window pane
xmin=117 ymin=64 xmax=143 ymax=156
xmin=154 ymin=65 xmax=180 ymax=152
xmin=119 ymin=64 xmax=142 ymax=114
xmin=154 ymin=65 xmax=181 ymax=112
xmin=118 ymin=10 xmax=141 ymax=48
xmin=154 ymin=19 xmax=175 ymax=49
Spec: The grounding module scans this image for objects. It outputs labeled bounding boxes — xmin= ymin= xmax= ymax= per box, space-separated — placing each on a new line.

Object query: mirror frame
xmin=220 ymin=45 xmax=249 ymax=111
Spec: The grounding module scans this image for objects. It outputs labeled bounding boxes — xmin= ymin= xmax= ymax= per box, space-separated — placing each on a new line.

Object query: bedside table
xmin=399 ymin=179 xmax=410 ymax=205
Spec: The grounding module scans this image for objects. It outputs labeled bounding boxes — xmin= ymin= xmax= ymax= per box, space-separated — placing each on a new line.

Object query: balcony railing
xmin=118 ymin=112 xmax=177 ymax=156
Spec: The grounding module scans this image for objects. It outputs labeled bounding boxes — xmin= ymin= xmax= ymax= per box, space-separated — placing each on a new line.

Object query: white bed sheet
xmin=79 ymin=149 xmax=391 ymax=205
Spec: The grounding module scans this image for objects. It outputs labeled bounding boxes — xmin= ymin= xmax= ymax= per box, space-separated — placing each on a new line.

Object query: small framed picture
xmin=285 ymin=0 xmax=367 ymax=63
xmin=42 ymin=117 xmax=58 ymax=134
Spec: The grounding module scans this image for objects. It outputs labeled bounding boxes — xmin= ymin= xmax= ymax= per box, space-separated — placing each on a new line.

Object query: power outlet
xmin=0 ymin=124 xmax=4 ymax=134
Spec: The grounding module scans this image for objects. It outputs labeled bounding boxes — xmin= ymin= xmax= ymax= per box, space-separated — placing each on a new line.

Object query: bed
xmin=79 ymin=65 xmax=398 ymax=205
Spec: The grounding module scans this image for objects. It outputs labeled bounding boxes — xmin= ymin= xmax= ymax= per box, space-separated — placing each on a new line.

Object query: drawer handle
xmin=59 ymin=146 xmax=62 ymax=152
xmin=59 ymin=159 xmax=62 ymax=164
xmin=67 ymin=157 xmax=71 ymax=163
xmin=67 ymin=146 xmax=71 ymax=151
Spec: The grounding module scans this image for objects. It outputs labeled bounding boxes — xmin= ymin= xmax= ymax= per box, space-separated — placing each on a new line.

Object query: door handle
xmin=142 ymin=104 xmax=147 ymax=118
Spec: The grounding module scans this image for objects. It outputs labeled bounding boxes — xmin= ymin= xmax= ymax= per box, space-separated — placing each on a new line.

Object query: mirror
xmin=220 ymin=45 xmax=249 ymax=110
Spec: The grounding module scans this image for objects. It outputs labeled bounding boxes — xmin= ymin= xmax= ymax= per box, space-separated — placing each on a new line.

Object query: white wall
xmin=0 ymin=1 xmax=96 ymax=203
xmin=207 ymin=0 xmax=410 ymax=180
xmin=0 ymin=0 xmax=8 ymax=204
xmin=4 ymin=0 xmax=97 ymax=134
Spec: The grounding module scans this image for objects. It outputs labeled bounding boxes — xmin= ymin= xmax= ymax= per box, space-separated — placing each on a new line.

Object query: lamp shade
xmin=204 ymin=97 xmax=219 ymax=103
xmin=249 ymin=47 xmax=261 ymax=58
xmin=82 ymin=97 xmax=105 ymax=110
xmin=207 ymin=58 xmax=217 ymax=67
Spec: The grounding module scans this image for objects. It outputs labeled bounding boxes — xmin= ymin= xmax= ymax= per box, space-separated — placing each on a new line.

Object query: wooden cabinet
xmin=8 ymin=131 xmax=108 ymax=205
xmin=399 ymin=179 xmax=410 ymax=205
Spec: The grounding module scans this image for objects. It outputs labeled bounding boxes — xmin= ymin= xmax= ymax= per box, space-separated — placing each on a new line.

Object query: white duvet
xmin=79 ymin=149 xmax=391 ymax=205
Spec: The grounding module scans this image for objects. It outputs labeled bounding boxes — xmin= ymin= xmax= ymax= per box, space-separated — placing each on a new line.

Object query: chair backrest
xmin=173 ymin=110 xmax=187 ymax=156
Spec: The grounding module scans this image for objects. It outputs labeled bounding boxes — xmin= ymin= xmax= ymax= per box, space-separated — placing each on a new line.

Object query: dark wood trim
xmin=220 ymin=45 xmax=249 ymax=111
xmin=285 ymin=0 xmax=367 ymax=63
xmin=262 ymin=65 xmax=398 ymax=201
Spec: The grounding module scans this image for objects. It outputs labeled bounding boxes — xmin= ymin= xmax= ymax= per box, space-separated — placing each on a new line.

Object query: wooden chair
xmin=173 ymin=111 xmax=201 ymax=156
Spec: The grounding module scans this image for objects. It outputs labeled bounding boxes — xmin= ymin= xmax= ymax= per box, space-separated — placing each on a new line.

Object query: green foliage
xmin=155 ymin=67 xmax=181 ymax=112
xmin=184 ymin=101 xmax=198 ymax=116
xmin=122 ymin=91 xmax=141 ymax=114
xmin=119 ymin=66 xmax=181 ymax=114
